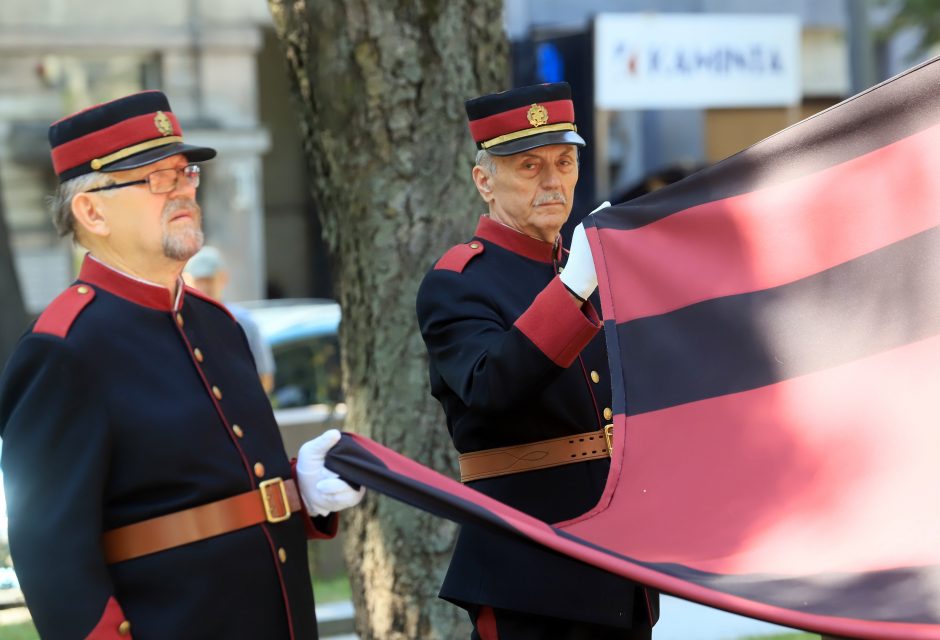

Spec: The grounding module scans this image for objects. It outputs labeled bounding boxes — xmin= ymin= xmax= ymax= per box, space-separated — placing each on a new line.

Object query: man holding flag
xmin=416 ymin=82 xmax=657 ymax=639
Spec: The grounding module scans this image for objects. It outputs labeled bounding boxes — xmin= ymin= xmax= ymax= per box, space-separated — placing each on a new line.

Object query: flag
xmin=327 ymin=56 xmax=940 ymax=639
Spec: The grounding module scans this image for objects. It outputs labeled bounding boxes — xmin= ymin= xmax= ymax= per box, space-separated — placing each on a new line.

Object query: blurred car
xmin=0 ymin=567 xmax=18 ymax=590
xmin=0 ymin=452 xmax=23 ymax=607
xmin=0 ymin=566 xmax=23 ymax=608
xmin=236 ymin=299 xmax=346 ymax=457
xmin=238 ymin=298 xmax=342 ymax=409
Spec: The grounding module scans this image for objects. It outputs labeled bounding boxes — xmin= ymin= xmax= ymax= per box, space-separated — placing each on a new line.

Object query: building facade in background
xmin=0 ymin=0 xmax=324 ymax=312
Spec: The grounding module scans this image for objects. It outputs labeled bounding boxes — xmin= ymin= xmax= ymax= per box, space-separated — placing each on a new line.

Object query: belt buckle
xmin=259 ymin=477 xmax=291 ymax=523
xmin=603 ymin=424 xmax=614 ymax=453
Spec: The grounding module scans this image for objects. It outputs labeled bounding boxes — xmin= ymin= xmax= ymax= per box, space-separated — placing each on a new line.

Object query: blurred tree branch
xmin=874 ymin=0 xmax=940 ymax=59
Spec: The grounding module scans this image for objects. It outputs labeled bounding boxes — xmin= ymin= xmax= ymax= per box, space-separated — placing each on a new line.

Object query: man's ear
xmin=472 ymin=165 xmax=495 ymax=204
xmin=70 ymin=192 xmax=110 ymax=239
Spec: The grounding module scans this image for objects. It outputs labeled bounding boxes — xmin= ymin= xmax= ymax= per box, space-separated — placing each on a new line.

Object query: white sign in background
xmin=594 ymin=13 xmax=802 ymax=110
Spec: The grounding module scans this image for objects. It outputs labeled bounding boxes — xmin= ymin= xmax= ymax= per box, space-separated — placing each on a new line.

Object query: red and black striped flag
xmin=327 ymin=57 xmax=940 ymax=638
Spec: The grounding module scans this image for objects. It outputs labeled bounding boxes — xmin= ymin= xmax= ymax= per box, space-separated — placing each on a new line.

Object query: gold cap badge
xmin=154 ymin=111 xmax=173 ymax=136
xmin=527 ymin=103 xmax=549 ymax=127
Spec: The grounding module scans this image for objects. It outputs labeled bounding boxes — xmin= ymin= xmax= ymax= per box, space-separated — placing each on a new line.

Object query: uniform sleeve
xmin=416 ymin=270 xmax=600 ymax=413
xmin=290 ymin=459 xmax=338 ymax=540
xmin=0 ymin=336 xmax=131 ymax=640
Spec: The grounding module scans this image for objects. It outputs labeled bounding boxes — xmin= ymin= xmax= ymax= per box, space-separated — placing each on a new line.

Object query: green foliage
xmin=312 ymin=573 xmax=353 ymax=603
xmin=0 ymin=621 xmax=39 ymax=640
xmin=875 ymin=0 xmax=940 ymax=58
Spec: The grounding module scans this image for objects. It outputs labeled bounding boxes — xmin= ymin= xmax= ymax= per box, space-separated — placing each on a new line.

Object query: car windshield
xmin=237 ymin=299 xmax=343 ymax=409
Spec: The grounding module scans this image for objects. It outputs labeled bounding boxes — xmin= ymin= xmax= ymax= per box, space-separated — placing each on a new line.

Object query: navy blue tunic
xmin=417 ymin=215 xmax=658 ymax=629
xmin=0 ymin=255 xmax=331 ymax=640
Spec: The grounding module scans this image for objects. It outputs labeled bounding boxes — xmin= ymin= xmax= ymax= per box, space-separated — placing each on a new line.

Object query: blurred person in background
xmin=0 ymin=90 xmax=362 ymax=640
xmin=185 ymin=245 xmax=276 ymax=394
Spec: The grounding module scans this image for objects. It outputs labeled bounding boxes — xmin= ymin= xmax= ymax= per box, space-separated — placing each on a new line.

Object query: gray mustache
xmin=162 ymin=198 xmax=201 ymax=221
xmin=533 ymin=192 xmax=566 ymax=206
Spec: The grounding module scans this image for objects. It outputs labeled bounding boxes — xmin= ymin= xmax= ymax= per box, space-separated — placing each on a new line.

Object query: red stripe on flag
xmin=561 ymin=331 xmax=940 ymax=577
xmin=591 ymin=120 xmax=940 ymax=323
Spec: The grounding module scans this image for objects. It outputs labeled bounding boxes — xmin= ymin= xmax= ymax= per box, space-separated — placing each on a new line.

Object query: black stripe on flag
xmin=552 ymin=529 xmax=940 ymax=624
xmin=617 ymin=225 xmax=940 ymax=415
xmin=674 ymin=563 xmax=940 ymax=624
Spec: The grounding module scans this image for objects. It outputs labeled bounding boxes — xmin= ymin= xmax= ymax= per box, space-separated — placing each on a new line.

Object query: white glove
xmin=296 ymin=429 xmax=365 ymax=517
xmin=559 ymin=201 xmax=610 ymax=301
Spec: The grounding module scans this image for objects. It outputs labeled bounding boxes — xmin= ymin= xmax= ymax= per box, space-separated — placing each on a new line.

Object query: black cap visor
xmin=100 ymin=142 xmax=217 ymax=172
xmin=485 ymin=130 xmax=586 ymax=157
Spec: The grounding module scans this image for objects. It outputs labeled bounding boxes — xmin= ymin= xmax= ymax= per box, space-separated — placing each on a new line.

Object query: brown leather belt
xmin=103 ymin=477 xmax=302 ymax=564
xmin=458 ymin=426 xmax=613 ymax=482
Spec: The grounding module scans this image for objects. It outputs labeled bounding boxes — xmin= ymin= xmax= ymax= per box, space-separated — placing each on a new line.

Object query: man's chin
xmin=535 ymin=202 xmax=570 ymax=214
xmin=535 ymin=205 xmax=571 ymax=224
xmin=526 ymin=211 xmax=568 ymax=241
xmin=164 ymin=229 xmax=205 ymax=261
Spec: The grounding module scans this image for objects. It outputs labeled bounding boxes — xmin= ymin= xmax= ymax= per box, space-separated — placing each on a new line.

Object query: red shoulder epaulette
xmin=33 ymin=284 xmax=96 ymax=338
xmin=434 ymin=241 xmax=484 ymax=273
xmin=183 ymin=285 xmax=236 ymax=322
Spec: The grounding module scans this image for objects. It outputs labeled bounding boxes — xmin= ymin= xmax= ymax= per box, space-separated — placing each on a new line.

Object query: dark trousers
xmin=470 ymin=606 xmax=653 ymax=640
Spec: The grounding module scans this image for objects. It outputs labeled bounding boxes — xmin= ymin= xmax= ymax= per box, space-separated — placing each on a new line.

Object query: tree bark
xmin=267 ymin=2 xmax=507 ymax=638
xmin=0 ymin=174 xmax=28 ymax=366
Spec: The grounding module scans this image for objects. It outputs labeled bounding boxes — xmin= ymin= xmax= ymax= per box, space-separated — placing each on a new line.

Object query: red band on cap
xmin=468 ymin=99 xmax=574 ymax=144
xmin=51 ymin=111 xmax=182 ymax=175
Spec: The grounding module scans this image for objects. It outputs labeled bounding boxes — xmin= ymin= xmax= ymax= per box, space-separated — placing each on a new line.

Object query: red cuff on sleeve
xmin=291 ymin=458 xmax=340 ymax=540
xmin=309 ymin=512 xmax=339 ymax=540
xmin=86 ymin=596 xmax=131 ymax=639
xmin=514 ymin=276 xmax=601 ymax=367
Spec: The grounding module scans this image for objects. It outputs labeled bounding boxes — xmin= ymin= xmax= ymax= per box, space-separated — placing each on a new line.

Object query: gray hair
xmin=475 ymin=147 xmax=582 ymax=174
xmin=48 ymin=172 xmax=115 ymax=237
xmin=475 ymin=149 xmax=497 ymax=175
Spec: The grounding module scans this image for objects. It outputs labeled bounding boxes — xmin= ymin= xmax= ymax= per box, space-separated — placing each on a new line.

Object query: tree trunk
xmin=0 ymin=175 xmax=28 ymax=366
xmin=267 ymin=2 xmax=507 ymax=638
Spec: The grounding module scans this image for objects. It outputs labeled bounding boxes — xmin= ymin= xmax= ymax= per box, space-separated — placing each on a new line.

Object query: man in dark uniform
xmin=416 ymin=83 xmax=658 ymax=638
xmin=0 ymin=91 xmax=363 ymax=639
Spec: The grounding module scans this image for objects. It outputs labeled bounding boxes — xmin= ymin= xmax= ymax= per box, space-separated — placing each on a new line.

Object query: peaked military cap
xmin=48 ymin=90 xmax=216 ymax=182
xmin=465 ymin=82 xmax=586 ymax=156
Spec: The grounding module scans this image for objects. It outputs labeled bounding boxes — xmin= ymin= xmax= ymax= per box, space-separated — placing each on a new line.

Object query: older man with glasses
xmin=0 ymin=91 xmax=362 ymax=640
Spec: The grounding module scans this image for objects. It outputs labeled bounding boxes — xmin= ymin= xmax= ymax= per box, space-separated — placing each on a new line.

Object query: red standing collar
xmin=473 ymin=216 xmax=560 ymax=264
xmin=78 ymin=254 xmax=181 ymax=312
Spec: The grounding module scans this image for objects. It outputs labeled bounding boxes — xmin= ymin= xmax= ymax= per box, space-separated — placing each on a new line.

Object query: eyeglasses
xmin=86 ymin=164 xmax=201 ymax=195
